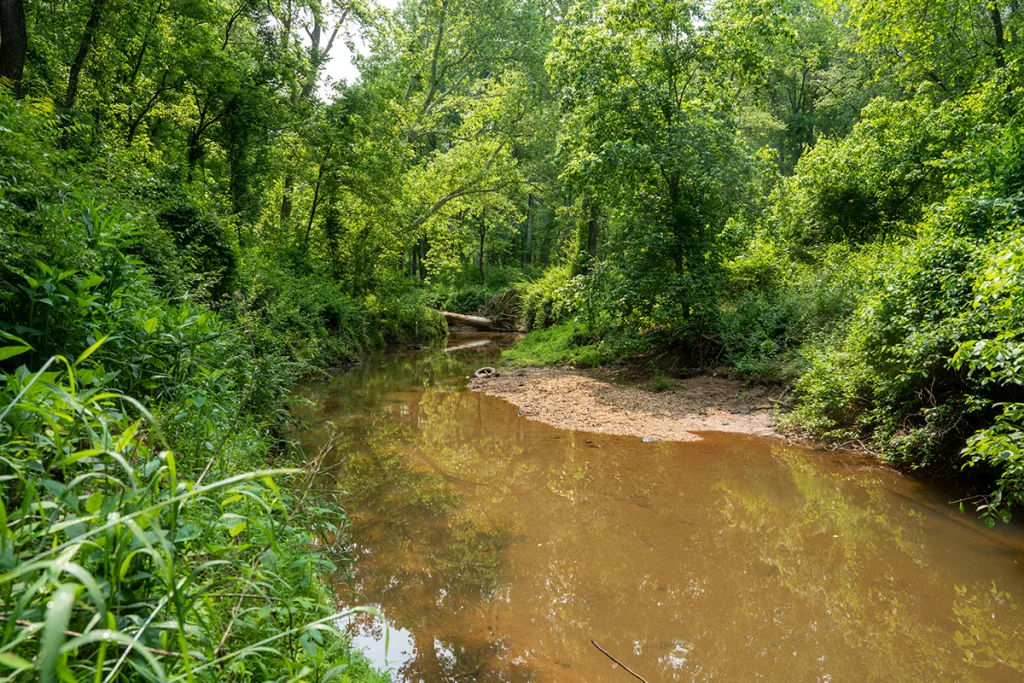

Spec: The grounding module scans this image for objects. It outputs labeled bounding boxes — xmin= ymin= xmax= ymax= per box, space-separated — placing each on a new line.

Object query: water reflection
xmin=292 ymin=338 xmax=1024 ymax=682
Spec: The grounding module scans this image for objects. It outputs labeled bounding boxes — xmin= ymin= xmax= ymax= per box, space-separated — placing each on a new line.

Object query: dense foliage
xmin=4 ymin=0 xmax=1024 ymax=677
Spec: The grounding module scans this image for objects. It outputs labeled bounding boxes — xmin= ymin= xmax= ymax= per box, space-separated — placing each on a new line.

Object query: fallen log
xmin=437 ymin=310 xmax=499 ymax=331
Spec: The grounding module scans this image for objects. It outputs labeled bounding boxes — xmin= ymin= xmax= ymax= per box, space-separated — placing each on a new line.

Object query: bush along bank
xmin=0 ymin=228 xmax=404 ymax=682
xmin=500 ymin=82 xmax=1024 ymax=527
xmin=0 ymin=94 xmax=443 ymax=682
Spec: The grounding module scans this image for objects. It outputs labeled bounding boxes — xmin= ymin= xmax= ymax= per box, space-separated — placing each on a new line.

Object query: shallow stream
xmin=292 ymin=334 xmax=1024 ymax=682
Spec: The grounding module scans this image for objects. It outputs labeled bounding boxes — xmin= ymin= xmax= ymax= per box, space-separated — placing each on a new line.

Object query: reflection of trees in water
xmin=715 ymin=444 xmax=1024 ymax=681
xmin=295 ymin=353 xmax=1024 ymax=682
xmin=318 ymin=364 xmax=538 ymax=681
xmin=953 ymin=582 xmax=1024 ymax=674
xmin=292 ymin=349 xmax=500 ymax=438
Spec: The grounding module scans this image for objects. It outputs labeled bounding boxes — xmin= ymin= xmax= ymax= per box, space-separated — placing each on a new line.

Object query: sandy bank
xmin=468 ymin=366 xmax=781 ymax=442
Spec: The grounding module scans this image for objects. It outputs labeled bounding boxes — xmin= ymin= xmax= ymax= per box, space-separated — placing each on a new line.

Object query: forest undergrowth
xmin=5 ymin=0 xmax=1024 ymax=678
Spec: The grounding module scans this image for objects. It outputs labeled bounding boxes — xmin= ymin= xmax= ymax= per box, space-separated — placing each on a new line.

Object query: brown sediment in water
xmin=294 ymin=350 xmax=1024 ymax=682
xmin=469 ymin=366 xmax=779 ymax=441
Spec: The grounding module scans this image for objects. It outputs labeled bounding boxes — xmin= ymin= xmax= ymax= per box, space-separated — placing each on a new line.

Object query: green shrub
xmin=718 ymin=242 xmax=877 ymax=380
xmin=238 ymin=255 xmax=379 ymax=369
xmin=369 ymin=288 xmax=448 ymax=345
xmin=424 ymin=284 xmax=494 ymax=314
xmin=784 ymin=198 xmax=1024 ymax=523
xmin=518 ymin=264 xmax=575 ymax=330
xmin=719 ymin=290 xmax=807 ymax=380
xmin=768 ymin=96 xmax=969 ymax=250
xmin=721 ymin=235 xmax=786 ymax=294
xmin=501 ymin=321 xmax=613 ymax=367
xmin=156 ymin=201 xmax=237 ymax=300
xmin=951 ymin=232 xmax=1024 ymax=523
xmin=650 ymin=373 xmax=673 ymax=392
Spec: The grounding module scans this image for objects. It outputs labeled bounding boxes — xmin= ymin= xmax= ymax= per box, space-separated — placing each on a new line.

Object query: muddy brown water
xmin=292 ymin=334 xmax=1024 ymax=682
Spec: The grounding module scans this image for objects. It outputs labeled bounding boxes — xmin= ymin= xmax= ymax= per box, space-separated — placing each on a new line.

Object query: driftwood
xmin=437 ymin=310 xmax=498 ymax=331
xmin=591 ymin=640 xmax=649 ymax=683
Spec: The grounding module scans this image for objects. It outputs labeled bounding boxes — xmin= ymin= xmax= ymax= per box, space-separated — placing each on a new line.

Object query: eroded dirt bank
xmin=469 ymin=366 xmax=781 ymax=441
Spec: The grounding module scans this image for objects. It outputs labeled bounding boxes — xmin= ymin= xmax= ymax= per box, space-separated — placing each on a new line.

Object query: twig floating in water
xmin=591 ymin=640 xmax=649 ymax=683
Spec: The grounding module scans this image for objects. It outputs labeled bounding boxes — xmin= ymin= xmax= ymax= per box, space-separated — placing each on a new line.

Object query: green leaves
xmin=0 ymin=331 xmax=34 ymax=362
xmin=40 ymin=584 xmax=79 ymax=683
xmin=0 ymin=345 xmax=32 ymax=362
xmin=75 ymin=335 xmax=109 ymax=366
xmin=0 ymin=652 xmax=32 ymax=672
xmin=0 ymin=346 xmax=367 ymax=682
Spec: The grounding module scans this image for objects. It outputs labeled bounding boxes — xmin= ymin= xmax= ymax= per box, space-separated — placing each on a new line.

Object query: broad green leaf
xmin=57 ymin=449 xmax=103 ymax=467
xmin=0 ymin=345 xmax=31 ymax=361
xmin=75 ymin=334 xmax=110 ymax=366
xmin=0 ymin=330 xmax=33 ymax=348
xmin=85 ymin=491 xmax=104 ymax=514
xmin=77 ymin=273 xmax=104 ymax=290
xmin=115 ymin=419 xmax=142 ymax=452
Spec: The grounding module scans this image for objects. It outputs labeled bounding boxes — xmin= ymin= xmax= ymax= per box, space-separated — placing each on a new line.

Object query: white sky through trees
xmin=323 ymin=0 xmax=401 ymax=90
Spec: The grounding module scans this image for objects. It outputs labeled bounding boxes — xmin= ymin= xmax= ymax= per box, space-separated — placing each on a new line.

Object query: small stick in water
xmin=591 ymin=640 xmax=650 ymax=683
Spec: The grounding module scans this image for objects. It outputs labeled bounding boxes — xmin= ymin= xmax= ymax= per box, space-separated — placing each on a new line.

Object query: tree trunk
xmin=523 ymin=193 xmax=534 ymax=266
xmin=991 ymin=2 xmax=1007 ymax=70
xmin=304 ymin=159 xmax=328 ymax=246
xmin=587 ymin=210 xmax=597 ymax=258
xmin=280 ymin=175 xmax=294 ymax=219
xmin=418 ymin=236 xmax=428 ymax=281
xmin=186 ymin=130 xmax=202 ymax=181
xmin=65 ymin=0 xmax=106 ymax=111
xmin=478 ymin=217 xmax=486 ymax=285
xmin=421 ymin=0 xmax=449 ymax=113
xmin=1011 ymin=1 xmax=1020 ymax=45
xmin=0 ymin=0 xmax=27 ymax=97
xmin=437 ymin=310 xmax=499 ymax=331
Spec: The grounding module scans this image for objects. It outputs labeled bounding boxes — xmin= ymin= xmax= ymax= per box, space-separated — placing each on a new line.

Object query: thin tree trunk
xmin=125 ymin=71 xmax=168 ymax=145
xmin=419 ymin=237 xmax=428 ymax=281
xmin=523 ymin=193 xmax=534 ymax=266
xmin=478 ymin=216 xmax=486 ymax=285
xmin=0 ymin=0 xmax=27 ymax=97
xmin=587 ymin=207 xmax=597 ymax=258
xmin=279 ymin=8 xmax=343 ymax=219
xmin=280 ymin=176 xmax=294 ymax=219
xmin=65 ymin=0 xmax=106 ymax=111
xmin=421 ymin=0 xmax=449 ymax=113
xmin=1011 ymin=1 xmax=1020 ymax=45
xmin=991 ymin=1 xmax=1007 ymax=70
xmin=186 ymin=131 xmax=202 ymax=181
xmin=304 ymin=156 xmax=329 ymax=245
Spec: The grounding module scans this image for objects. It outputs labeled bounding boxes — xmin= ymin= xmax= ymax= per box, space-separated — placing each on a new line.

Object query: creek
xmin=292 ymin=334 xmax=1024 ymax=682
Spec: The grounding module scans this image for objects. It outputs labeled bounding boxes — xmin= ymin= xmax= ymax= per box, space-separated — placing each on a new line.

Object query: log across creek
xmin=436 ymin=310 xmax=522 ymax=332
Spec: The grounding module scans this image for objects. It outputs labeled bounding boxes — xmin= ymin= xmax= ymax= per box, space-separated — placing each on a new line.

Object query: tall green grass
xmin=0 ymin=346 xmax=387 ymax=682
